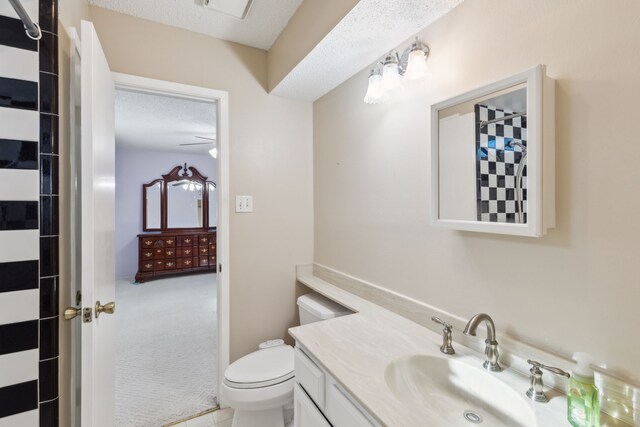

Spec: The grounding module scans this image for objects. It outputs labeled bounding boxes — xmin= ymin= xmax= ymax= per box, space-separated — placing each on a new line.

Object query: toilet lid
xmin=224 ymin=345 xmax=294 ymax=389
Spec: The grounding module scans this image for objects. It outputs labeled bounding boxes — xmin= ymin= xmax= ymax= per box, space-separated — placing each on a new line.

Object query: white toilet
xmin=220 ymin=292 xmax=351 ymax=427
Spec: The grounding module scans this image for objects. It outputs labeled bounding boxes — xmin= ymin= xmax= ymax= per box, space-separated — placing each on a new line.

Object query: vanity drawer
xmin=325 ymin=379 xmax=374 ymax=427
xmin=294 ymin=383 xmax=331 ymax=427
xmin=141 ymin=261 xmax=154 ymax=272
xmin=295 ymin=347 xmax=325 ymax=409
xmin=165 ymin=248 xmax=175 ymax=258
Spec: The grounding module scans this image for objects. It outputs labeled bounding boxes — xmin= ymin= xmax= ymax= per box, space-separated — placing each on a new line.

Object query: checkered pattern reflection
xmin=475 ymin=105 xmax=527 ymax=223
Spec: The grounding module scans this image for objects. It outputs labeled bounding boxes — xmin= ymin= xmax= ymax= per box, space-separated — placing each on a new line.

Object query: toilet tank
xmin=297 ymin=292 xmax=352 ymax=325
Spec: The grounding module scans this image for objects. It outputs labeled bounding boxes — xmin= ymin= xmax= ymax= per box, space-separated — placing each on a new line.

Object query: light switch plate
xmin=235 ymin=195 xmax=253 ymax=213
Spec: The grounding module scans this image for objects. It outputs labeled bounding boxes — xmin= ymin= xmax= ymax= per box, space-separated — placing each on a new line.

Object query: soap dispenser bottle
xmin=567 ymin=352 xmax=600 ymax=427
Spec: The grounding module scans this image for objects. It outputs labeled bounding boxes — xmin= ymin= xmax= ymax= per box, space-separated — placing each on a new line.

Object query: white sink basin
xmin=385 ymin=355 xmax=537 ymax=427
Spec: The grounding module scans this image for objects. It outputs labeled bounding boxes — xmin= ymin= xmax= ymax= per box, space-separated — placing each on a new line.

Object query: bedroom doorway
xmin=112 ymin=76 xmax=229 ymax=427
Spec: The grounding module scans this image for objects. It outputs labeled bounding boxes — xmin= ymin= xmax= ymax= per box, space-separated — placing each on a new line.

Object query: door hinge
xmin=75 ymin=290 xmax=82 ymax=306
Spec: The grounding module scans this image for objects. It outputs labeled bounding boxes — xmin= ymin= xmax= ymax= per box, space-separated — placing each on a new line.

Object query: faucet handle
xmin=431 ymin=316 xmax=455 ymax=355
xmin=526 ymin=359 xmax=570 ymax=403
xmin=431 ymin=316 xmax=452 ymax=330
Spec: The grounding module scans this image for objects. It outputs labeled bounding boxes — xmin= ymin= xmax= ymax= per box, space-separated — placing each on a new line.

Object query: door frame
xmin=111 ymin=72 xmax=231 ymax=404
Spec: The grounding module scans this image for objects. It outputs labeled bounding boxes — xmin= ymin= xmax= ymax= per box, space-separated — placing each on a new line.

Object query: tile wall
xmin=0 ymin=0 xmax=60 ymax=425
xmin=475 ymin=104 xmax=528 ymax=223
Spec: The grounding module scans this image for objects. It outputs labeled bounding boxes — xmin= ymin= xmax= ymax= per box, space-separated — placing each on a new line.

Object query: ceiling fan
xmin=179 ymin=135 xmax=216 ymax=147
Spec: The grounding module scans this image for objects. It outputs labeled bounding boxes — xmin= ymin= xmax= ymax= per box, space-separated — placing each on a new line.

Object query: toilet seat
xmin=224 ymin=345 xmax=294 ymax=390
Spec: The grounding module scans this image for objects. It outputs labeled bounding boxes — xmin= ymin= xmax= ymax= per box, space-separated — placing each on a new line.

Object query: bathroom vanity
xmin=289 ymin=267 xmax=628 ymax=427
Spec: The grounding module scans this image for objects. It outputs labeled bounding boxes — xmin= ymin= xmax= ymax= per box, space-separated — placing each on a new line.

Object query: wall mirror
xmin=431 ymin=65 xmax=555 ymax=237
xmin=143 ymin=164 xmax=216 ymax=231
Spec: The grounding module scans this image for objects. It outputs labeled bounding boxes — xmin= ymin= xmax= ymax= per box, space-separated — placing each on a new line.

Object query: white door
xmin=79 ymin=19 xmax=116 ymax=426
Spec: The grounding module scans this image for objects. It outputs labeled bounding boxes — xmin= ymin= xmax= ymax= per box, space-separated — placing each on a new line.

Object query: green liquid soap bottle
xmin=567 ymin=352 xmax=600 ymax=427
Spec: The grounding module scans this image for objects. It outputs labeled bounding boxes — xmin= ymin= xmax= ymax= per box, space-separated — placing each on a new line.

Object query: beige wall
xmin=79 ymin=7 xmax=314 ymax=362
xmin=314 ymin=0 xmax=640 ymax=381
xmin=267 ymin=0 xmax=359 ymax=92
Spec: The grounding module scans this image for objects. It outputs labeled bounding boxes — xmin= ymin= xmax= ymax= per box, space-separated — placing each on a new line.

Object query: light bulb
xmin=405 ymin=49 xmax=427 ymax=80
xmin=381 ymin=61 xmax=401 ymax=91
xmin=363 ymin=71 xmax=385 ymax=104
xmin=209 ymin=146 xmax=218 ymax=159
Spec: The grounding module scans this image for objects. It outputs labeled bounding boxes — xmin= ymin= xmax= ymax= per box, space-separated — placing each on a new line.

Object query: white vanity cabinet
xmin=294 ymin=346 xmax=380 ymax=427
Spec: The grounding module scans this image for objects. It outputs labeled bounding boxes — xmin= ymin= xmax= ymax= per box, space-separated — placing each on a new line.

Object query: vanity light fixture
xmin=363 ymin=38 xmax=430 ymax=104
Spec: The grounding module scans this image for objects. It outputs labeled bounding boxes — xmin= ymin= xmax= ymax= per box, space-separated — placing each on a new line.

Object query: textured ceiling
xmin=115 ymin=90 xmax=217 ymax=154
xmin=271 ymin=0 xmax=464 ymax=101
xmin=88 ymin=0 xmax=304 ymax=50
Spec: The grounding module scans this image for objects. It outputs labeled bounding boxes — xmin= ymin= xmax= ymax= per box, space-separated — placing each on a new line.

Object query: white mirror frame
xmin=431 ymin=65 xmax=555 ymax=237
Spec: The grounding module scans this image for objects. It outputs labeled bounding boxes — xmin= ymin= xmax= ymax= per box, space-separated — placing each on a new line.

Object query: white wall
xmin=90 ymin=7 xmax=314 ymax=360
xmin=115 ymin=146 xmax=216 ymax=279
xmin=313 ymin=0 xmax=640 ymax=380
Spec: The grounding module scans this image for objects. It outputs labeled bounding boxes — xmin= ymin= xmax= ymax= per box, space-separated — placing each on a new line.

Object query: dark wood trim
xmin=142 ymin=164 xmax=215 ymax=232
xmin=142 ymin=178 xmax=163 ymax=231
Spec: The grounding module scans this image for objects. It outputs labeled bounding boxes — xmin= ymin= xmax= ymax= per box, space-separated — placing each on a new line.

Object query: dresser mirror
xmin=431 ymin=65 xmax=555 ymax=237
xmin=143 ymin=164 xmax=216 ymax=231
xmin=143 ymin=181 xmax=162 ymax=230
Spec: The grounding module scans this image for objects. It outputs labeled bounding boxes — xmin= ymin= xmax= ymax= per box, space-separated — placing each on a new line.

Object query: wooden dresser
xmin=135 ymin=230 xmax=217 ymax=283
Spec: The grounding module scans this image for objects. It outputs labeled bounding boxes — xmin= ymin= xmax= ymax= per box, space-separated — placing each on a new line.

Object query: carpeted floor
xmin=115 ymin=273 xmax=218 ymax=427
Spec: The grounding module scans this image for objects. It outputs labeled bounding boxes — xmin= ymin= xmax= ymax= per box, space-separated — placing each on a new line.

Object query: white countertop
xmin=289 ymin=273 xmax=629 ymax=427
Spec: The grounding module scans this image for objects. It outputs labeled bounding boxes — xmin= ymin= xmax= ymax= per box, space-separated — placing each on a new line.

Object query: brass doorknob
xmin=95 ymin=301 xmax=115 ymax=318
xmin=64 ymin=306 xmax=82 ymax=320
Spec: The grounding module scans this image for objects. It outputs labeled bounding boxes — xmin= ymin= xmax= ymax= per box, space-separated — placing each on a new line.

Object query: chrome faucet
xmin=463 ymin=313 xmax=502 ymax=372
xmin=526 ymin=360 xmax=570 ymax=403
xmin=431 ymin=316 xmax=455 ymax=355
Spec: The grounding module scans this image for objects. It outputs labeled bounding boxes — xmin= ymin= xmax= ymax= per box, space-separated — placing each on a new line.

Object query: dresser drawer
xmin=165 ymin=248 xmax=175 ymax=258
xmin=179 ymin=235 xmax=195 ymax=246
xmin=209 ymin=255 xmax=217 ymax=266
xmin=164 ymin=260 xmax=176 ymax=270
xmin=181 ymin=247 xmax=194 ymax=257
xmin=142 ymin=249 xmax=154 ymax=259
xmin=141 ymin=261 xmax=154 ymax=272
xmin=182 ymin=258 xmax=195 ymax=269
xmin=153 ymin=248 xmax=164 ymax=259
xmin=154 ymin=260 xmax=165 ymax=271
xmin=198 ymin=246 xmax=209 ymax=255
xmin=142 ymin=237 xmax=157 ymax=248
xmin=295 ymin=347 xmax=325 ymax=409
xmin=198 ymin=235 xmax=209 ymax=245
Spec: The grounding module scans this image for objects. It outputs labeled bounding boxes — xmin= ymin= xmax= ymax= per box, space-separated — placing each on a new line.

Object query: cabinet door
xmin=295 ymin=383 xmax=332 ymax=427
